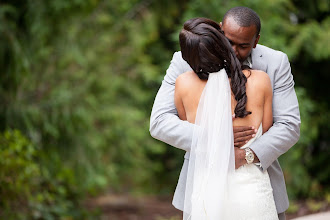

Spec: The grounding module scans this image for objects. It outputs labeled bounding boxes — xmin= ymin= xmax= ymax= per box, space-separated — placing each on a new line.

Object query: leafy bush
xmin=279 ymin=87 xmax=330 ymax=199
xmin=0 ymin=130 xmax=39 ymax=217
xmin=0 ymin=0 xmax=178 ymax=197
xmin=0 ymin=130 xmax=94 ymax=219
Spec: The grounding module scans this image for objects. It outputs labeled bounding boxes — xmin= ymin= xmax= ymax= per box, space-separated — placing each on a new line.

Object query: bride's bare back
xmin=174 ymin=69 xmax=273 ymax=134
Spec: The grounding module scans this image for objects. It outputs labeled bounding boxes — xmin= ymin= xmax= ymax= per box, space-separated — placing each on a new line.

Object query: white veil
xmin=183 ymin=68 xmax=235 ymax=220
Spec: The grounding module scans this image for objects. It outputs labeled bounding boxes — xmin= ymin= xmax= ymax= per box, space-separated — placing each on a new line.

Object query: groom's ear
xmin=219 ymin=22 xmax=223 ymax=29
xmin=253 ymin=34 xmax=260 ymax=48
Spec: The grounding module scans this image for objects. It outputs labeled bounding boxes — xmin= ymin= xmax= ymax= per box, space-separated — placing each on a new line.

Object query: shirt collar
xmin=242 ymin=55 xmax=253 ymax=68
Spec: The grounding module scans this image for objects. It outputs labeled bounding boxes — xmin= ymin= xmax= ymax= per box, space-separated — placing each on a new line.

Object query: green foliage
xmin=0 ymin=130 xmax=93 ymax=219
xmin=0 ymin=129 xmax=39 ymax=215
xmin=287 ymin=201 xmax=300 ymax=214
xmin=279 ymin=87 xmax=330 ymax=199
xmin=1 ymin=0 xmax=181 ymax=204
xmin=306 ymin=199 xmax=324 ymax=212
xmin=279 ymin=88 xmax=317 ymax=198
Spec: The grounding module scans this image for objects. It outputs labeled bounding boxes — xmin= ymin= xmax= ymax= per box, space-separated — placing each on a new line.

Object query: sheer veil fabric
xmin=183 ymin=69 xmax=235 ymax=220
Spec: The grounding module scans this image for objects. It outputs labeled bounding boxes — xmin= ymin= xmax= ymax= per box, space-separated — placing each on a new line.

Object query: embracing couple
xmin=150 ymin=6 xmax=300 ymax=220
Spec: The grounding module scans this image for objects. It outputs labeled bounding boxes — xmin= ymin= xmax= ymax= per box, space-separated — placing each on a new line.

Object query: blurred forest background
xmin=0 ymin=0 xmax=329 ymax=219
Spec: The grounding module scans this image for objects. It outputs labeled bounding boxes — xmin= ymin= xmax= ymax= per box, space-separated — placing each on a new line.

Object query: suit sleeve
xmin=149 ymin=52 xmax=194 ymax=151
xmin=250 ymin=52 xmax=301 ymax=170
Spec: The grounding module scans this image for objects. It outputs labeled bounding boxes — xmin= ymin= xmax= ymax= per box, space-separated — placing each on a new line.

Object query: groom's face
xmin=220 ymin=17 xmax=260 ymax=62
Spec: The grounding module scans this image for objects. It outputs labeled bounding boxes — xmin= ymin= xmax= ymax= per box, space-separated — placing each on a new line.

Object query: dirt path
xmin=86 ymin=194 xmax=181 ymax=220
xmin=86 ymin=194 xmax=329 ymax=220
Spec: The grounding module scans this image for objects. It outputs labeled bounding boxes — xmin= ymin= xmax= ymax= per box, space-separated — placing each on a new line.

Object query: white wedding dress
xmin=182 ymin=69 xmax=278 ymax=220
xmin=223 ymin=124 xmax=278 ymax=220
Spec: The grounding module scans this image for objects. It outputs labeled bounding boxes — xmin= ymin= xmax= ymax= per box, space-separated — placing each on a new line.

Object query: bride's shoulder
xmin=244 ymin=69 xmax=267 ymax=77
xmin=245 ymin=69 xmax=271 ymax=90
xmin=176 ymin=71 xmax=199 ymax=87
xmin=246 ymin=69 xmax=270 ymax=81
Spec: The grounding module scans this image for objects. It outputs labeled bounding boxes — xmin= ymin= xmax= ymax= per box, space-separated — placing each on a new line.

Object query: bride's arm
xmin=174 ymin=75 xmax=187 ymax=121
xmin=262 ymin=74 xmax=273 ymax=134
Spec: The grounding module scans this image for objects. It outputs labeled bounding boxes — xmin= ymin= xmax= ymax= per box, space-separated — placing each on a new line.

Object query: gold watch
xmin=245 ymin=148 xmax=254 ymax=164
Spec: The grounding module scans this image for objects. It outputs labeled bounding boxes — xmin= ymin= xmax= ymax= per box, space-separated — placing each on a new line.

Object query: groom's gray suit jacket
xmin=150 ymin=44 xmax=301 ymax=214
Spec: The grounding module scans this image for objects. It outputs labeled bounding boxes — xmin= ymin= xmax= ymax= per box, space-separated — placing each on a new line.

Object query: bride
xmin=173 ymin=17 xmax=278 ymax=219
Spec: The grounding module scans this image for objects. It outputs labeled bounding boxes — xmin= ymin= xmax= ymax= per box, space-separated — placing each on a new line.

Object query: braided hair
xmin=179 ymin=17 xmax=251 ymax=118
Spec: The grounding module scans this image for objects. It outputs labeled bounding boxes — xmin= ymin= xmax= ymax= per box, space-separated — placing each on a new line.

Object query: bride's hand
xmin=233 ymin=126 xmax=257 ymax=147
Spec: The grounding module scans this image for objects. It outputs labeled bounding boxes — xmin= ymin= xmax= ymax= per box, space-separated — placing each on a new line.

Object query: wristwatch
xmin=245 ymin=148 xmax=254 ymax=164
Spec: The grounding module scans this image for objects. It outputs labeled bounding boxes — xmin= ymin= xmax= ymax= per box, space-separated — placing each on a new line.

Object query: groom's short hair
xmin=223 ymin=7 xmax=261 ymax=36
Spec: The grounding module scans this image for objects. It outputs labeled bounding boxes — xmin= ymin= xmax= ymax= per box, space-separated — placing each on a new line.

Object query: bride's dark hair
xmin=179 ymin=17 xmax=251 ymax=118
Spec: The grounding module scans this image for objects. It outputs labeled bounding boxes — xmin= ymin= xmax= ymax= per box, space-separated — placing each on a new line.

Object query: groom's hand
xmin=233 ymin=126 xmax=257 ymax=147
xmin=234 ymin=148 xmax=246 ymax=169
xmin=234 ymin=147 xmax=260 ymax=169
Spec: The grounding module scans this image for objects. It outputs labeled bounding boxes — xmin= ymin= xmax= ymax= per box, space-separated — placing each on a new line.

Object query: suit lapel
xmin=251 ymin=45 xmax=267 ymax=72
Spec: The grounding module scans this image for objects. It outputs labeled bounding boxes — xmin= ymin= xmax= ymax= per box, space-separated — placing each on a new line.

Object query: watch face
xmin=245 ymin=149 xmax=254 ymax=164
xmin=247 ymin=153 xmax=254 ymax=163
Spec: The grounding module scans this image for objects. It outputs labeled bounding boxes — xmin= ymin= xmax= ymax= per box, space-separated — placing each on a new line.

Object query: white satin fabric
xmin=223 ymin=124 xmax=278 ymax=220
xmin=183 ymin=69 xmax=235 ymax=220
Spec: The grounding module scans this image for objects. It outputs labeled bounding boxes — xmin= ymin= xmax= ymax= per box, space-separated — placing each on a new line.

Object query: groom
xmin=150 ymin=6 xmax=300 ymax=220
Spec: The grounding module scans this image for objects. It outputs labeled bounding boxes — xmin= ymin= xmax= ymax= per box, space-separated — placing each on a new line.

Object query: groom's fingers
xmin=234 ymin=141 xmax=247 ymax=147
xmin=233 ymin=126 xmax=256 ymax=137
xmin=234 ymin=136 xmax=254 ymax=147
xmin=233 ymin=126 xmax=256 ymax=147
xmin=233 ymin=126 xmax=255 ymax=133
